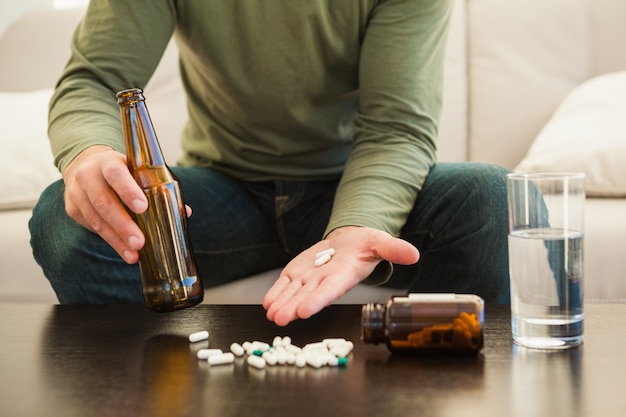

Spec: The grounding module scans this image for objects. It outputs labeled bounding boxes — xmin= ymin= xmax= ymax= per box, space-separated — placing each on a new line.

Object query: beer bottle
xmin=117 ymin=88 xmax=203 ymax=312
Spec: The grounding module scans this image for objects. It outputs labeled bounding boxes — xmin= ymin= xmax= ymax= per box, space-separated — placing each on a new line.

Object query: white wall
xmin=0 ymin=0 xmax=51 ymax=36
xmin=0 ymin=0 xmax=88 ymax=37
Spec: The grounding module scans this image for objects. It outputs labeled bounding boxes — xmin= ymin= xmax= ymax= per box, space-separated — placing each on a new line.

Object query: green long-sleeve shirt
xmin=49 ymin=0 xmax=453 ymax=237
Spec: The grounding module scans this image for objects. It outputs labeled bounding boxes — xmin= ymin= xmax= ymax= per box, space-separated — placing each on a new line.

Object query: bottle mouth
xmin=361 ymin=303 xmax=385 ymax=344
xmin=116 ymin=88 xmax=144 ymax=104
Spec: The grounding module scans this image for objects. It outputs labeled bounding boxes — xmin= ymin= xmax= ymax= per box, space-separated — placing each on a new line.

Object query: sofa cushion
xmin=467 ymin=0 xmax=588 ymax=169
xmin=0 ymin=89 xmax=61 ymax=210
xmin=515 ymin=71 xmax=626 ymax=197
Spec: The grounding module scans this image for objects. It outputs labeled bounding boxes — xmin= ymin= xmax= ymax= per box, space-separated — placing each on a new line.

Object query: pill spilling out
xmin=188 ymin=329 xmax=352 ymax=371
xmin=247 ymin=354 xmax=266 ymax=369
xmin=229 ymin=335 xmax=353 ymax=371
xmin=197 ymin=349 xmax=223 ymax=360
xmin=188 ymin=330 xmax=209 ymax=343
xmin=208 ymin=352 xmax=235 ymax=366
xmin=230 ymin=342 xmax=245 ymax=357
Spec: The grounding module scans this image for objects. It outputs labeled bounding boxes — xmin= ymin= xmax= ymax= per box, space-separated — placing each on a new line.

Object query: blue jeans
xmin=29 ymin=162 xmax=511 ymax=304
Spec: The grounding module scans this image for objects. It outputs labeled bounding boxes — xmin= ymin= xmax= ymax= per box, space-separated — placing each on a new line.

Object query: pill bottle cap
xmin=361 ymin=303 xmax=385 ymax=344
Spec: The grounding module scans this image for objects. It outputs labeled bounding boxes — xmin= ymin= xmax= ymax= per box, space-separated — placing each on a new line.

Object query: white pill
xmin=230 ymin=342 xmax=245 ymax=357
xmin=306 ymin=355 xmax=324 ymax=369
xmin=276 ymin=350 xmax=287 ymax=365
xmin=314 ymin=254 xmax=331 ymax=267
xmin=262 ymin=351 xmax=277 ymax=366
xmin=323 ymin=338 xmax=347 ymax=347
xmin=303 ymin=341 xmax=327 ymax=351
xmin=282 ymin=336 xmax=292 ymax=346
xmin=208 ymin=352 xmax=235 ymax=366
xmin=242 ymin=341 xmax=253 ymax=351
xmin=285 ymin=344 xmax=302 ymax=354
xmin=252 ymin=341 xmax=270 ymax=351
xmin=330 ymin=342 xmax=353 ymax=358
xmin=247 ymin=354 xmax=266 ymax=369
xmin=197 ymin=349 xmax=222 ymax=359
xmin=295 ymin=353 xmax=307 ymax=368
xmin=315 ymin=248 xmax=335 ymax=259
xmin=286 ymin=352 xmax=296 ymax=365
xmin=327 ymin=356 xmax=339 ymax=367
xmin=272 ymin=336 xmax=283 ymax=347
xmin=188 ymin=330 xmax=209 ymax=343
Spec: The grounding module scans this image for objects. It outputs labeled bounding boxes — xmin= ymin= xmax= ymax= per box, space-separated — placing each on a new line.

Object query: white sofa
xmin=1 ymin=0 xmax=625 ymax=304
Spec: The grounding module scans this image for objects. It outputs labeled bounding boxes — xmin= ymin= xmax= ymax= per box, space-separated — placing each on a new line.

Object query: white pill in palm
xmin=314 ymin=254 xmax=331 ymax=266
xmin=315 ymin=248 xmax=335 ymax=259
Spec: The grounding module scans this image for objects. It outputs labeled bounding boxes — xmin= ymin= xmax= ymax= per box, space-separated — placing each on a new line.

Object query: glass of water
xmin=506 ymin=172 xmax=585 ymax=349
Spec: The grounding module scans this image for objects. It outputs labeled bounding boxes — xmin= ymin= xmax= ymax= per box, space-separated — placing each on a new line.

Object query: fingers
xmin=86 ymin=181 xmax=145 ymax=263
xmin=264 ymin=246 xmax=364 ymax=326
xmin=265 ymin=277 xmax=311 ymax=327
xmin=262 ymin=275 xmax=291 ymax=310
xmin=105 ymin=162 xmax=148 ymax=215
xmin=265 ymin=269 xmax=355 ymax=327
xmin=293 ymin=272 xmax=354 ymax=320
xmin=263 ymin=227 xmax=421 ymax=326
xmin=63 ymin=146 xmax=146 ymax=264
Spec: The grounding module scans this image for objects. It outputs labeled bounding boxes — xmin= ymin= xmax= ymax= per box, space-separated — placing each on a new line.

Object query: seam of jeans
xmin=275 ymin=195 xmax=290 ymax=253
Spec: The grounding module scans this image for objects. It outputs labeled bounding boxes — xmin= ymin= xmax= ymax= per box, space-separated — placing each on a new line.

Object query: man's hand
xmin=63 ymin=145 xmax=148 ymax=264
xmin=263 ymin=226 xmax=420 ymax=326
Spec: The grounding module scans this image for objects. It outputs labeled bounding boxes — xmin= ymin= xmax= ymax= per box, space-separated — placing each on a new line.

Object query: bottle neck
xmin=117 ymin=88 xmax=166 ymax=169
xmin=361 ymin=303 xmax=386 ymax=344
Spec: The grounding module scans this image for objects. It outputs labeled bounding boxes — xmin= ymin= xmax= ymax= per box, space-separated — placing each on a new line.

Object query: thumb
xmin=374 ymin=236 xmax=420 ymax=265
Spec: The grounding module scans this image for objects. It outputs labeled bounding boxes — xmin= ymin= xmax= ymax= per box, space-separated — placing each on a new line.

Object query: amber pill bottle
xmin=361 ymin=294 xmax=485 ymax=353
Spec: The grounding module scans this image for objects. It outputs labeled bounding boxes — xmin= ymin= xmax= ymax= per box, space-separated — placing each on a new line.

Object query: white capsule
xmin=314 ymin=254 xmax=331 ymax=267
xmin=252 ymin=341 xmax=271 ymax=351
xmin=295 ymin=353 xmax=307 ymax=368
xmin=262 ymin=351 xmax=278 ymax=366
xmin=272 ymin=336 xmax=283 ymax=347
xmin=315 ymin=248 xmax=335 ymax=259
xmin=285 ymin=344 xmax=302 ymax=354
xmin=330 ymin=342 xmax=353 ymax=358
xmin=286 ymin=352 xmax=296 ymax=365
xmin=320 ymin=352 xmax=332 ymax=367
xmin=230 ymin=342 xmax=245 ymax=357
xmin=327 ymin=356 xmax=339 ymax=367
xmin=242 ymin=341 xmax=253 ymax=351
xmin=276 ymin=350 xmax=288 ymax=365
xmin=197 ymin=348 xmax=223 ymax=360
xmin=188 ymin=330 xmax=209 ymax=343
xmin=282 ymin=336 xmax=292 ymax=347
xmin=323 ymin=338 xmax=347 ymax=348
xmin=208 ymin=352 xmax=235 ymax=366
xmin=247 ymin=354 xmax=267 ymax=369
xmin=306 ymin=354 xmax=324 ymax=369
xmin=303 ymin=341 xmax=327 ymax=351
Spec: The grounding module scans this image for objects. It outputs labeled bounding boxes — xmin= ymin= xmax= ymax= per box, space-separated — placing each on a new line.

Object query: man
xmin=30 ymin=0 xmax=510 ymax=326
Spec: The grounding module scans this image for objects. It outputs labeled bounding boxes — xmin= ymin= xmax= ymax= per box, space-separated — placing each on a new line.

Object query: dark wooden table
xmin=0 ymin=302 xmax=624 ymax=417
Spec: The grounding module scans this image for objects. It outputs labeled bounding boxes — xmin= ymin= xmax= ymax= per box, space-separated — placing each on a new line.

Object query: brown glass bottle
xmin=117 ymin=88 xmax=203 ymax=312
xmin=362 ymin=294 xmax=484 ymax=353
